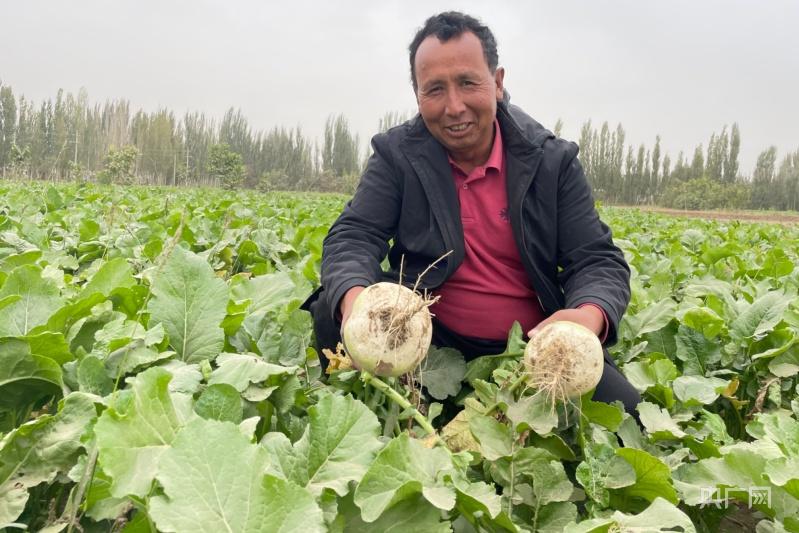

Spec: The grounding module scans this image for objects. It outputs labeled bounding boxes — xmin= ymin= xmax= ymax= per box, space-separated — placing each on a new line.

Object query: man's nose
xmin=444 ymin=87 xmax=466 ymax=116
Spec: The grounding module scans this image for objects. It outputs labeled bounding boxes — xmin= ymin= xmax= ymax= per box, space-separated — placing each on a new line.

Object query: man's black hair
xmin=408 ymin=11 xmax=498 ymax=92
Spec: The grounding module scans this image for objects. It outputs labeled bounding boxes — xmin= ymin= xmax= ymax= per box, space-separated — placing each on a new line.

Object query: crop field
xmin=1 ymin=182 xmax=798 ymax=532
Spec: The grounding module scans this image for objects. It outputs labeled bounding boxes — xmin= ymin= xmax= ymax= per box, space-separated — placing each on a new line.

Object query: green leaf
xmin=580 ymin=398 xmax=624 ymax=432
xmin=730 ymin=291 xmax=791 ymax=343
xmin=81 ymin=257 xmax=135 ymax=297
xmin=0 ymin=338 xmax=64 ymax=411
xmin=533 ymin=501 xmax=579 ymax=533
xmin=417 ymin=346 xmax=466 ymax=400
xmin=0 ymin=265 xmax=63 ymax=337
xmin=209 ymin=352 xmax=294 ymax=392
xmin=469 ymin=414 xmax=513 ymax=460
xmin=637 ymin=402 xmax=686 ymax=439
xmin=614 ymin=447 xmax=678 ymax=506
xmin=149 ymin=418 xmax=324 ymax=533
xmin=194 ymin=383 xmax=242 ymax=423
xmin=769 ymin=348 xmax=799 ymax=377
xmin=528 ymin=459 xmax=576 ymax=506
xmin=339 ymin=492 xmax=451 ymax=533
xmin=263 ymin=394 xmax=382 ymax=496
xmin=576 ymin=443 xmax=636 ymax=507
xmin=674 ymin=448 xmax=780 ymax=514
xmin=746 ymin=410 xmax=799 ymax=457
xmin=147 ymin=246 xmax=228 ymax=363
xmin=77 ymin=355 xmax=114 ymax=396
xmin=464 ymin=322 xmax=525 ymax=382
xmin=624 ymin=300 xmax=678 ymax=339
xmin=672 ymin=375 xmax=728 ymax=406
xmin=505 ymin=393 xmax=559 ymax=435
xmin=0 ymin=393 xmax=96 ymax=525
xmin=675 ymin=325 xmax=721 ymax=375
xmin=610 ymin=497 xmax=696 ymax=533
xmin=23 ymin=332 xmax=73 ymax=365
xmin=751 ymin=329 xmax=796 ymax=361
xmin=680 ymin=306 xmax=725 ymax=338
xmin=95 ymin=367 xmax=189 ymax=497
xmin=354 ymin=433 xmax=455 ymax=522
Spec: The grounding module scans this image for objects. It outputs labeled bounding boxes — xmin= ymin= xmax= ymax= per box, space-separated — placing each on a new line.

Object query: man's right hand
xmin=340 ymin=286 xmax=366 ymax=327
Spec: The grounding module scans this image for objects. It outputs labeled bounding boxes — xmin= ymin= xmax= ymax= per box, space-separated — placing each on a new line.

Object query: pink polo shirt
xmin=431 ymin=121 xmax=546 ymax=340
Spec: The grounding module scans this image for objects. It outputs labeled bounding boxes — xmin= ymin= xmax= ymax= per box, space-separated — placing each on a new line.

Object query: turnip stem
xmin=484 ymin=372 xmax=528 ymax=416
xmin=360 ymin=371 xmax=441 ymax=442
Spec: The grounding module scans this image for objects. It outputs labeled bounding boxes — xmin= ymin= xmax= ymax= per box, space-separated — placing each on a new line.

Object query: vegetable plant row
xmin=0 ymin=182 xmax=797 ymax=532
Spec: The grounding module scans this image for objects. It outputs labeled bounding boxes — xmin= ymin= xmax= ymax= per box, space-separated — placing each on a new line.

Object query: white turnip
xmin=524 ymin=321 xmax=604 ymax=405
xmin=342 ymin=282 xmax=433 ymax=377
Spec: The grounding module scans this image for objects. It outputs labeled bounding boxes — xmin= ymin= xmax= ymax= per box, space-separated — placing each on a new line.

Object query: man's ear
xmin=494 ymin=67 xmax=505 ymax=101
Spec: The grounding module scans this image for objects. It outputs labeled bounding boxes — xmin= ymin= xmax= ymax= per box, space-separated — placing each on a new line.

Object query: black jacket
xmin=320 ymin=96 xmax=630 ymax=346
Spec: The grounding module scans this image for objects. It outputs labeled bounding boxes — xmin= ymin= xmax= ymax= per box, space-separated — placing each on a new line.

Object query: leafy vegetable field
xmin=1 ymin=182 xmax=798 ymax=532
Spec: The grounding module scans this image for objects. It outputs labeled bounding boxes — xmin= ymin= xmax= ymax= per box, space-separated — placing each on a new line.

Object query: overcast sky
xmin=2 ymin=0 xmax=797 ymax=173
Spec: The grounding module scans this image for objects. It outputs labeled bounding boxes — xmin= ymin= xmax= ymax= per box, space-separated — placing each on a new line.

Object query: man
xmin=303 ymin=11 xmax=641 ymax=415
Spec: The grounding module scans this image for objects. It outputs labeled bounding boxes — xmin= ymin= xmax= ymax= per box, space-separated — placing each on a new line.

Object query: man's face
xmin=414 ymin=31 xmax=504 ymax=166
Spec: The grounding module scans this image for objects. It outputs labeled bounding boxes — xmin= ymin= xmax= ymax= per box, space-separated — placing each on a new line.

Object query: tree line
xmin=572 ymin=120 xmax=799 ymax=211
xmin=1 ymin=83 xmax=797 ymax=210
xmin=0 ymin=84 xmax=367 ymax=192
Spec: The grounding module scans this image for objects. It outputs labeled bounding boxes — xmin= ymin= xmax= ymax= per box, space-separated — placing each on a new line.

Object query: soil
xmin=613 ymin=205 xmax=799 ymax=225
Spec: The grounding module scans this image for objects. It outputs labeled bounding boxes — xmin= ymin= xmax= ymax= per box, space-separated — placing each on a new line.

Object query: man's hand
xmin=339 ymin=286 xmax=366 ymax=327
xmin=527 ymin=306 xmax=605 ymax=339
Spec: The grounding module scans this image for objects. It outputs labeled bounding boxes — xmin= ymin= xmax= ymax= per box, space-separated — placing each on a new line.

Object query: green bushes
xmin=658 ymin=177 xmax=750 ymax=210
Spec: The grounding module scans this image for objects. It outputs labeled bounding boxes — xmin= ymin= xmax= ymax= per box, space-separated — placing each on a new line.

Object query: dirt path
xmin=613 ymin=205 xmax=799 ymax=225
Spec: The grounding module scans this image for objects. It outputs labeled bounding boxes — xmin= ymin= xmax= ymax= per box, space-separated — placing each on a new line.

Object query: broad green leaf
xmin=22 ymin=332 xmax=73 ymax=365
xmin=623 ymin=357 xmax=678 ymax=392
xmin=730 ymin=291 xmax=791 ymax=343
xmin=0 ymin=338 xmax=63 ymax=411
xmin=339 ymin=493 xmax=451 ymax=533
xmin=44 ymin=293 xmax=106 ymax=334
xmin=624 ymin=300 xmax=677 ymax=338
xmin=674 ymin=447 xmax=790 ymax=517
xmin=580 ymin=398 xmax=624 ymax=432
xmin=147 ymin=246 xmax=228 ymax=363
xmin=576 ymin=443 xmax=636 ymax=507
xmin=0 ymin=265 xmax=63 ymax=337
xmin=0 ymin=393 xmax=96 ymax=525
xmin=770 ymin=348 xmax=799 ymax=378
xmin=263 ymin=394 xmax=382 ymax=496
xmin=354 ymin=433 xmax=455 ymax=522
xmin=751 ymin=329 xmax=796 ymax=361
xmin=209 ymin=352 xmax=294 ymax=392
xmin=675 ymin=325 xmax=721 ymax=375
xmin=194 ymin=383 xmax=242 ymax=423
xmin=637 ymin=402 xmax=686 ymax=439
xmin=611 ymin=497 xmax=696 ymax=532
xmin=746 ymin=411 xmax=799 ymax=457
xmin=77 ymin=355 xmax=114 ymax=396
xmin=533 ymin=501 xmax=579 ymax=533
xmin=81 ymin=257 xmax=136 ymax=297
xmin=672 ymin=375 xmax=728 ymax=406
xmin=614 ymin=448 xmax=678 ymax=505
xmin=469 ymin=414 xmax=514 ymax=460
xmin=95 ymin=367 xmax=189 ymax=497
xmin=528 ymin=459 xmax=576 ymax=506
xmin=417 ymin=346 xmax=466 ymax=400
xmin=505 ymin=392 xmax=559 ymax=435
xmin=680 ymin=306 xmax=725 ymax=338
xmin=150 ymin=418 xmax=324 ymax=533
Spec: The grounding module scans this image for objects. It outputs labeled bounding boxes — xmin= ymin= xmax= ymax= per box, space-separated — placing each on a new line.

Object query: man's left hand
xmin=527 ymin=306 xmax=605 ymax=339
